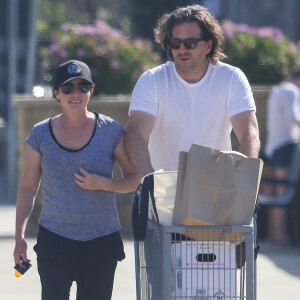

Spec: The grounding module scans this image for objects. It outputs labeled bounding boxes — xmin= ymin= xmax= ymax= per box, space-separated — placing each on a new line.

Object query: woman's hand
xmin=75 ymin=135 xmax=141 ymax=193
xmin=14 ymin=238 xmax=29 ymax=266
xmin=74 ymin=167 xmax=110 ymax=191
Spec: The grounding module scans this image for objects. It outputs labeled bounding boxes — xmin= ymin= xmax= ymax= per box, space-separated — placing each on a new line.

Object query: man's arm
xmin=74 ymin=136 xmax=141 ymax=192
xmin=125 ymin=110 xmax=155 ymax=177
xmin=231 ymin=110 xmax=261 ymax=158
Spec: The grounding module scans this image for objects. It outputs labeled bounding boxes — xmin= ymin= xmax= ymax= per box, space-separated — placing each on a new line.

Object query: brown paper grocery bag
xmin=148 ymin=170 xmax=177 ymax=225
xmin=172 ymin=144 xmax=263 ymax=236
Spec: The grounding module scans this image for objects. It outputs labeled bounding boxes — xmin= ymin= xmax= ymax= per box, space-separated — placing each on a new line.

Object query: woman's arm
xmin=74 ymin=135 xmax=141 ymax=193
xmin=14 ymin=145 xmax=42 ymax=266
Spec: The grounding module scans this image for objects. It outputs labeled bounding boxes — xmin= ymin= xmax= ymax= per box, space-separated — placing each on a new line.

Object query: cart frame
xmin=134 ymin=219 xmax=257 ymax=300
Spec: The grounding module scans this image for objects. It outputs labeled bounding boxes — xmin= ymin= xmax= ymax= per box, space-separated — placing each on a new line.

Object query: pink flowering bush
xmin=221 ymin=21 xmax=300 ymax=84
xmin=39 ymin=20 xmax=161 ymax=94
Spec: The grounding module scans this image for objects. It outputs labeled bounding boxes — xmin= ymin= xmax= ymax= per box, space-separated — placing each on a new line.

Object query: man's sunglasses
xmin=169 ymin=38 xmax=206 ymax=50
xmin=60 ymin=83 xmax=93 ymax=94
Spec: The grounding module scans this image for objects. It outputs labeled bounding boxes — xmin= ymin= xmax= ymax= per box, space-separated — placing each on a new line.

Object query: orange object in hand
xmin=14 ymin=259 xmax=31 ymax=277
xmin=15 ymin=270 xmax=22 ymax=278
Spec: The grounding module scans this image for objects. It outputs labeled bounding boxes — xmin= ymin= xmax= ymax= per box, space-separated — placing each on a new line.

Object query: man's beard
xmin=174 ymin=57 xmax=196 ymax=74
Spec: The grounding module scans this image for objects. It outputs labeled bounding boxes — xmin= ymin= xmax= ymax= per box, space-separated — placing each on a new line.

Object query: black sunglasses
xmin=169 ymin=38 xmax=205 ymax=50
xmin=60 ymin=83 xmax=93 ymax=94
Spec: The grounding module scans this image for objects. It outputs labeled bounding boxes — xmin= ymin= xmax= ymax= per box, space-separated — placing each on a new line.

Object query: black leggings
xmin=34 ymin=225 xmax=125 ymax=300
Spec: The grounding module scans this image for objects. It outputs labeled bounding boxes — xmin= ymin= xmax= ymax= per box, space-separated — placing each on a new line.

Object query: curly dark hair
xmin=154 ymin=5 xmax=226 ymax=64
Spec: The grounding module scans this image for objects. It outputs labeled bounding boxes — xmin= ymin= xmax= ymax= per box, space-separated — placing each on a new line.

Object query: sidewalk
xmin=1 ymin=204 xmax=300 ymax=299
xmin=0 ymin=204 xmax=135 ymax=300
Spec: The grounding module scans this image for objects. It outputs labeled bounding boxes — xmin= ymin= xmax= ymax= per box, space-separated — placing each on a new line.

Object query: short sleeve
xmin=112 ymin=120 xmax=124 ymax=150
xmin=129 ymin=70 xmax=158 ymax=117
xmin=228 ymin=68 xmax=256 ymax=118
xmin=284 ymin=89 xmax=300 ymax=123
xmin=26 ymin=124 xmax=44 ymax=155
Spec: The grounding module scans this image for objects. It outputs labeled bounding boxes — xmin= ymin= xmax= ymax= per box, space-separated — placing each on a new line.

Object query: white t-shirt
xmin=264 ymin=81 xmax=300 ymax=158
xmin=129 ymin=61 xmax=256 ymax=171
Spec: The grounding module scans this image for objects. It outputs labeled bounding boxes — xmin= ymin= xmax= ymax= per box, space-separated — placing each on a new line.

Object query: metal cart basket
xmin=134 ymin=220 xmax=257 ymax=300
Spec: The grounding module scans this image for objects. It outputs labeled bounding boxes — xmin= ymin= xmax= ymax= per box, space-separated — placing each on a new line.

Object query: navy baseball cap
xmin=53 ymin=60 xmax=95 ymax=89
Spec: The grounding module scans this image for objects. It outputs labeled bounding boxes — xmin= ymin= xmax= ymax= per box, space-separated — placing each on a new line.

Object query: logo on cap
xmin=67 ymin=63 xmax=81 ymax=75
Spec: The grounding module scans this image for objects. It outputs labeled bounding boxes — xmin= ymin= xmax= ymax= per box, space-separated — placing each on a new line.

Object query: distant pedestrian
xmin=264 ymin=69 xmax=300 ymax=244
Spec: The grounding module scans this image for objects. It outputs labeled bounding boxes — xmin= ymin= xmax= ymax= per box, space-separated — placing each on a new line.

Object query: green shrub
xmin=39 ymin=20 xmax=161 ymax=95
xmin=221 ymin=21 xmax=300 ymax=84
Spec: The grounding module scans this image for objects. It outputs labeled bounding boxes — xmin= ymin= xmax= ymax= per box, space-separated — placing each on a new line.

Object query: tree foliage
xmin=38 ymin=20 xmax=160 ymax=94
xmin=222 ymin=21 xmax=300 ymax=84
xmin=37 ymin=0 xmax=130 ymax=38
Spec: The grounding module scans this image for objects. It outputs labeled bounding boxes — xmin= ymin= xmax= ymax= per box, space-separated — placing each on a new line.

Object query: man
xmin=125 ymin=5 xmax=260 ymax=176
xmin=264 ymin=69 xmax=300 ymax=243
xmin=265 ymin=69 xmax=300 ymax=170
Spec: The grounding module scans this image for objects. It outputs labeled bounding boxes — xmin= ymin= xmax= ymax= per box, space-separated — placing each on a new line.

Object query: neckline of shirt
xmin=170 ymin=61 xmax=213 ymax=87
xmin=48 ymin=112 xmax=98 ymax=152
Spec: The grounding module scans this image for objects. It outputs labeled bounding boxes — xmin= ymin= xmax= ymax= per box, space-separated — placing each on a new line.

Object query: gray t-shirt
xmin=26 ymin=113 xmax=124 ymax=241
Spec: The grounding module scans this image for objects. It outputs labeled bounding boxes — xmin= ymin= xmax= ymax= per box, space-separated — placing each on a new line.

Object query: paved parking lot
xmin=1 ymin=204 xmax=300 ymax=299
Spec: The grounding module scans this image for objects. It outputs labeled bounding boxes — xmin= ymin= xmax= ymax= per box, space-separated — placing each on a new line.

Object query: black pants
xmin=34 ymin=225 xmax=125 ymax=300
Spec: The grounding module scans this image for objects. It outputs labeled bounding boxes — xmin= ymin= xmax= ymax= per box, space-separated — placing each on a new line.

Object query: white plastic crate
xmin=171 ymin=241 xmax=236 ymax=299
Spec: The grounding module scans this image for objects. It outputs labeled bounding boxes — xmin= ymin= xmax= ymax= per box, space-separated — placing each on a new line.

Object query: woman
xmin=13 ymin=60 xmax=140 ymax=300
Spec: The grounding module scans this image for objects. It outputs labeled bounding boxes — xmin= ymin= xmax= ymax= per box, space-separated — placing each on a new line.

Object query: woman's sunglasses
xmin=169 ymin=38 xmax=205 ymax=50
xmin=60 ymin=83 xmax=93 ymax=94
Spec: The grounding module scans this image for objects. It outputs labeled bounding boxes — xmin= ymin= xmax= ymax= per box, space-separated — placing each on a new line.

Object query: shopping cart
xmin=134 ymin=219 xmax=257 ymax=300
